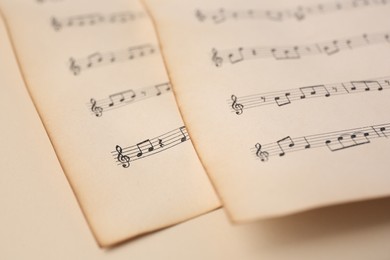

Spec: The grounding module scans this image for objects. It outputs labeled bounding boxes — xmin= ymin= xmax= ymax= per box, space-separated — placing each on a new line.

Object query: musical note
xmin=115 ymin=145 xmax=130 ymax=168
xmin=252 ymin=123 xmax=390 ymax=162
xmin=228 ymin=76 xmax=390 ymax=115
xmin=274 ymin=93 xmax=291 ymax=106
xmin=350 ymin=80 xmax=382 ymax=91
xmin=228 ymin=47 xmax=244 ymax=64
xmin=271 ymin=46 xmax=300 ymax=60
xmin=277 ymin=136 xmax=295 ymax=156
xmin=90 ymin=98 xmax=103 ymax=117
xmin=51 ymin=11 xmax=145 ymax=31
xmin=231 ymin=95 xmax=244 ymax=115
xmin=155 ymin=83 xmax=171 ymax=96
xmin=179 ymin=126 xmax=188 ymax=142
xmin=70 ymin=44 xmax=157 ymax=75
xmin=211 ymin=8 xmax=226 ymax=23
xmin=195 ymin=0 xmax=389 ymax=24
xmin=88 ymin=82 xmax=171 ymax=117
xmin=111 ymin=126 xmax=190 ymax=167
xmin=86 ymin=52 xmax=103 ymax=68
xmin=213 ymin=32 xmax=390 ymax=66
xmin=299 ymin=85 xmax=330 ymax=99
xmin=108 ymin=90 xmax=136 ymax=107
xmin=136 ymin=140 xmax=154 ymax=157
xmin=319 ymin=40 xmax=340 ymax=55
xmin=325 ymin=132 xmax=370 ymax=152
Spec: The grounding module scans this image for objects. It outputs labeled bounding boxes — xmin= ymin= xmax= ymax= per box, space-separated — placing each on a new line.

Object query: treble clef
xmin=255 ymin=143 xmax=269 ymax=162
xmin=231 ymin=95 xmax=244 ymax=115
xmin=69 ymin=57 xmax=81 ymax=76
xmin=211 ymin=48 xmax=223 ymax=67
xmin=195 ymin=10 xmax=206 ymax=22
xmin=90 ymin=98 xmax=103 ymax=117
xmin=115 ymin=145 xmax=130 ymax=168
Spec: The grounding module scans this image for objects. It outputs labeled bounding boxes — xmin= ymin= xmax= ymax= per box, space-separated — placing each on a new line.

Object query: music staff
xmin=212 ymin=32 xmax=390 ymax=67
xmin=229 ymin=76 xmax=390 ymax=114
xmin=69 ymin=44 xmax=157 ymax=75
xmin=252 ymin=123 xmax=390 ymax=162
xmin=112 ymin=126 xmax=189 ymax=167
xmin=196 ymin=0 xmax=389 ymax=24
xmin=88 ymin=82 xmax=171 ymax=117
xmin=51 ymin=11 xmax=145 ymax=31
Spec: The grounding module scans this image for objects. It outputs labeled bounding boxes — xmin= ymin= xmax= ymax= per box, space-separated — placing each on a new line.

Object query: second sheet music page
xmin=145 ymin=0 xmax=390 ymax=221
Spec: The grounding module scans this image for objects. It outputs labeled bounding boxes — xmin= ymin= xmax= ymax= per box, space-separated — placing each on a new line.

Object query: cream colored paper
xmin=0 ymin=0 xmax=219 ymax=246
xmin=145 ymin=0 xmax=390 ymax=222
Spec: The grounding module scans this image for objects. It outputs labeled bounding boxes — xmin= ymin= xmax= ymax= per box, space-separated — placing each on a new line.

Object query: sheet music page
xmin=0 ymin=0 xmax=219 ymax=246
xmin=145 ymin=0 xmax=390 ymax=222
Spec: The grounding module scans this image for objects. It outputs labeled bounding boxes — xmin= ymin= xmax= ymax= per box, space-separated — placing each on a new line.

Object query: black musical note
xmin=115 ymin=145 xmax=130 ymax=168
xmin=51 ymin=11 xmax=145 ymax=31
xmin=325 ymin=132 xmax=370 ymax=152
xmin=277 ymin=136 xmax=295 ymax=156
xmin=155 ymin=83 xmax=171 ymax=96
xmin=274 ymin=93 xmax=291 ymax=106
xmin=108 ymin=90 xmax=136 ymax=107
xmin=228 ymin=76 xmax=390 ymax=115
xmin=179 ymin=126 xmax=187 ymax=142
xmin=88 ymin=82 xmax=171 ymax=117
xmin=252 ymin=123 xmax=390 ymax=162
xmin=299 ymin=85 xmax=330 ymax=99
xmin=70 ymin=44 xmax=157 ymax=75
xmin=90 ymin=98 xmax=103 ymax=117
xmin=213 ymin=32 xmax=390 ymax=66
xmin=231 ymin=95 xmax=244 ymax=115
xmin=112 ymin=126 xmax=190 ymax=167
xmin=195 ymin=0 xmax=389 ymax=24
xmin=136 ymin=140 xmax=154 ymax=157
